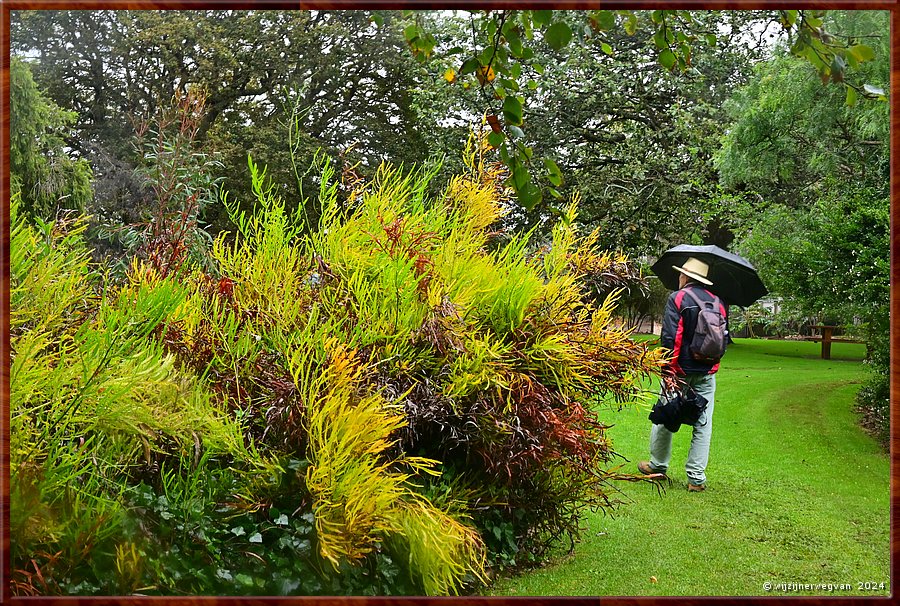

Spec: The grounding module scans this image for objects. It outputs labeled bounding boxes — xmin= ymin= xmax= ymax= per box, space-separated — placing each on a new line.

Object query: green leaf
xmin=480 ymin=46 xmax=496 ymax=66
xmin=503 ymin=96 xmax=524 ymax=126
xmin=799 ymin=44 xmax=828 ymax=72
xmin=532 ymin=62 xmax=545 ymax=75
xmin=502 ymin=77 xmax=520 ymax=92
xmin=624 ymin=13 xmax=638 ymax=36
xmin=508 ymin=35 xmax=524 ymax=58
xmin=517 ymin=183 xmax=543 ymax=210
xmin=415 ymin=33 xmax=437 ymax=61
xmin=845 ymin=85 xmax=858 ymax=107
xmin=275 ymin=514 xmax=289 ymax=526
xmin=651 ymin=10 xmax=664 ymax=24
xmin=370 ymin=14 xmax=384 ymax=27
xmin=658 ymin=49 xmax=677 ymax=70
xmin=705 ymin=33 xmax=717 ymax=46
xmin=830 ymin=54 xmax=846 ymax=82
xmin=595 ymin=10 xmax=615 ymax=31
xmin=249 ymin=532 xmax=263 ymax=543
xmin=843 ymin=49 xmax=859 ymax=69
xmin=495 ymin=45 xmax=510 ymax=68
xmin=849 ymin=44 xmax=875 ymax=62
xmin=512 ymin=164 xmax=530 ymax=189
xmin=781 ymin=10 xmax=799 ymax=27
xmin=805 ymin=16 xmax=824 ymax=28
xmin=532 ymin=10 xmax=553 ymax=28
xmin=545 ymin=157 xmax=561 ymax=176
xmin=544 ymin=158 xmax=562 ymax=186
xmin=500 ymin=78 xmax=519 ymax=93
xmin=680 ymin=43 xmax=692 ymax=66
xmin=460 ymin=58 xmax=480 ymax=75
xmin=601 ymin=42 xmax=613 ymax=56
xmin=653 ymin=30 xmax=668 ymax=50
xmin=545 ymin=22 xmax=573 ymax=51
xmin=509 ymin=125 xmax=525 ymax=139
xmin=488 ymin=131 xmax=505 ymax=148
xmin=403 ymin=24 xmax=418 ymax=42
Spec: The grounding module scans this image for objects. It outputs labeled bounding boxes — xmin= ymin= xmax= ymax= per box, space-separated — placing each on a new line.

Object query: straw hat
xmin=673 ymin=257 xmax=713 ymax=286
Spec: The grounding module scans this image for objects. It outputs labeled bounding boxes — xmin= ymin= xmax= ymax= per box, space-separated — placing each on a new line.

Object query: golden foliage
xmin=303 ymin=341 xmax=486 ymax=594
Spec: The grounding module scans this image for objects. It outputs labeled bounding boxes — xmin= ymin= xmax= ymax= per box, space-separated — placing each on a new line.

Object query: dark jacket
xmin=660 ymin=282 xmax=728 ymax=376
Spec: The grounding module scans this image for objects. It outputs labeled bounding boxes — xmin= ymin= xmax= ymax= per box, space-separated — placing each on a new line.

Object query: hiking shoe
xmin=687 ymin=483 xmax=706 ymax=492
xmin=638 ymin=461 xmax=664 ymax=476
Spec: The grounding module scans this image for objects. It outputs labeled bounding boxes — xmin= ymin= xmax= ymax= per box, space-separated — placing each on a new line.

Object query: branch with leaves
xmin=398 ymin=9 xmax=886 ymax=213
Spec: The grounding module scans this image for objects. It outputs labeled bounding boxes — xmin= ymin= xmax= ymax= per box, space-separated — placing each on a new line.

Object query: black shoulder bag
xmin=649 ymin=383 xmax=709 ymax=433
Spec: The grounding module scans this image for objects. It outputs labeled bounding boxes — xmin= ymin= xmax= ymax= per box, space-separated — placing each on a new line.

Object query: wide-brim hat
xmin=672 ymin=257 xmax=713 ymax=286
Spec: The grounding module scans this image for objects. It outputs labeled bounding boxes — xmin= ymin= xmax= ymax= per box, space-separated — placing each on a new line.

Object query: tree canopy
xmin=713 ymin=32 xmax=889 ymax=331
xmin=12 ymin=9 xmax=887 ymax=235
xmin=402 ymin=8 xmax=887 ymax=211
xmin=12 ymin=10 xmax=432 ymax=233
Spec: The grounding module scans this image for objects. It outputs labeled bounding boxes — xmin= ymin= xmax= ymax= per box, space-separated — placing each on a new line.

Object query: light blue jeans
xmin=649 ymin=373 xmax=716 ymax=486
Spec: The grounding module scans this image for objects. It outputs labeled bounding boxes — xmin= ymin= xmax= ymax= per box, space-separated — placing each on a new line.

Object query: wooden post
xmin=821 ymin=326 xmax=833 ymax=360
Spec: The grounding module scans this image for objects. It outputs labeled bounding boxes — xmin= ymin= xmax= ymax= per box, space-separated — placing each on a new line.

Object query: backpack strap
xmin=680 ymin=287 xmax=717 ymax=309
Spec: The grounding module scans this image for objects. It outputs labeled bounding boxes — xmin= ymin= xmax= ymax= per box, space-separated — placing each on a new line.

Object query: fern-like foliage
xmin=12 ymin=134 xmax=666 ymax=595
xmin=10 ymin=195 xmax=272 ymax=595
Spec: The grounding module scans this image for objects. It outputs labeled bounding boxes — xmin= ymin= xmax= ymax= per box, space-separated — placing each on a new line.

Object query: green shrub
xmin=855 ymin=313 xmax=889 ymax=446
xmin=9 ymin=194 xmax=275 ymax=595
xmin=12 ymin=141 xmax=666 ymax=595
xmin=199 ymin=146 xmax=665 ymax=576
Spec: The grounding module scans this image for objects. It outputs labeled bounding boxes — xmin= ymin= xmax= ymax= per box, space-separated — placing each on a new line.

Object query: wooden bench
xmin=802 ymin=325 xmax=864 ymax=359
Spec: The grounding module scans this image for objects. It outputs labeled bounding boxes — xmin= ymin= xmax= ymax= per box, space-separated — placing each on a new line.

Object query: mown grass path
xmin=486 ymin=338 xmax=890 ymax=597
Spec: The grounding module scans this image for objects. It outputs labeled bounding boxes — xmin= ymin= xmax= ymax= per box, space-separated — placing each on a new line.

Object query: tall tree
xmin=714 ymin=10 xmax=889 ymax=436
xmin=527 ymin=11 xmax=769 ymax=253
xmin=403 ymin=9 xmax=886 ymax=213
xmin=715 ymin=12 xmax=889 ymax=210
xmin=10 ymin=56 xmax=93 ymax=221
xmin=411 ymin=11 xmax=770 ymax=253
xmin=11 ymin=10 xmax=432 ymax=233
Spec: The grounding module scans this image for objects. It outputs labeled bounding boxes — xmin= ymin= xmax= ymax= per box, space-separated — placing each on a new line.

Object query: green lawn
xmin=485 ymin=338 xmax=890 ymax=597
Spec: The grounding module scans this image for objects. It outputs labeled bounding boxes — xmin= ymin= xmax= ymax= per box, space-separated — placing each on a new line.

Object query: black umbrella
xmin=650 ymin=244 xmax=767 ymax=307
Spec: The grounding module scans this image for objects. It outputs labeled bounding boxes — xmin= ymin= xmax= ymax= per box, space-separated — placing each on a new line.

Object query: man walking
xmin=639 ymin=257 xmax=727 ymax=492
